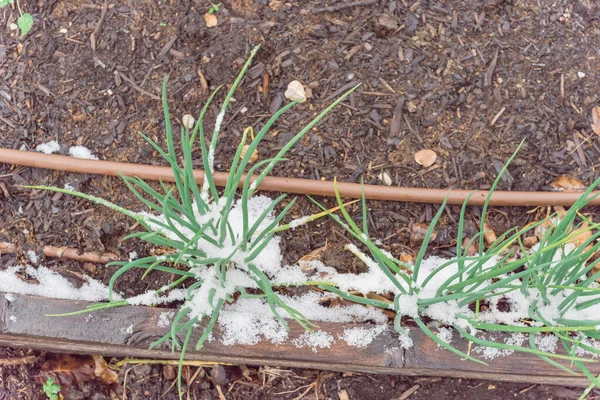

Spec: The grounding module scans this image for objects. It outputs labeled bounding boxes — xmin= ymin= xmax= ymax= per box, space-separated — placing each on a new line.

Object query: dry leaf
xmin=298 ymin=245 xmax=327 ymax=267
xmin=399 ymin=253 xmax=414 ymax=264
xmin=522 ymin=236 xmax=538 ymax=248
xmin=182 ymin=114 xmax=195 ymax=129
xmin=197 ymin=69 xmax=208 ymax=94
xmin=414 ymin=149 xmax=437 ymax=167
xmin=483 ymin=223 xmax=497 ymax=246
xmin=534 ymin=218 xmax=556 ymax=239
xmin=568 ymin=221 xmax=592 ymax=248
xmin=93 ymin=355 xmax=118 ymax=384
xmin=284 ymin=80 xmax=306 ymax=102
xmin=551 ymin=175 xmax=586 ymax=192
xmin=204 ymin=13 xmax=218 ymax=28
xmin=39 ymin=355 xmax=95 ymax=392
xmin=591 ymin=106 xmax=600 ymax=135
xmin=410 ymin=222 xmax=437 ymax=247
xmin=240 ymin=144 xmax=258 ymax=163
xmin=553 ymin=205 xmax=568 ymax=218
xmin=163 ymin=364 xmax=176 ymax=380
xmin=463 ymin=237 xmax=477 ymax=256
xmin=378 ymin=171 xmax=392 ymax=186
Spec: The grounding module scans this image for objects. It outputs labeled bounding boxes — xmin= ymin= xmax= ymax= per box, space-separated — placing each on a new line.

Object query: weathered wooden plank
xmin=1 ymin=293 xmax=598 ymax=387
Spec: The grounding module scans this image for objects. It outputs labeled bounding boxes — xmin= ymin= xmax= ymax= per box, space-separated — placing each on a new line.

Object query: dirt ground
xmin=2 ymin=0 xmax=600 ymax=398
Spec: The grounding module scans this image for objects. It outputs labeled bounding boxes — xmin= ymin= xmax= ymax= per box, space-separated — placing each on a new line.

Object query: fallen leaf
xmin=522 ymin=236 xmax=538 ymax=248
xmin=399 ymin=253 xmax=414 ymax=264
xmin=378 ymin=171 xmax=392 ymax=186
xmin=284 ymin=80 xmax=306 ymax=102
xmin=39 ymin=355 xmax=95 ymax=392
xmin=197 ymin=69 xmax=208 ymax=94
xmin=592 ymin=106 xmax=600 ymax=135
xmin=483 ymin=223 xmax=497 ymax=246
xmin=568 ymin=221 xmax=592 ymax=248
xmin=298 ymin=245 xmax=327 ymax=267
xmin=534 ymin=218 xmax=556 ymax=239
xmin=182 ymin=114 xmax=195 ymax=129
xmin=93 ymin=355 xmax=118 ymax=384
xmin=410 ymin=222 xmax=437 ymax=247
xmin=553 ymin=205 xmax=568 ymax=218
xmin=550 ymin=175 xmax=586 ymax=192
xmin=463 ymin=237 xmax=477 ymax=256
xmin=163 ymin=364 xmax=176 ymax=380
xmin=204 ymin=13 xmax=218 ymax=28
xmin=240 ymin=144 xmax=258 ymax=163
xmin=414 ymin=149 xmax=437 ymax=167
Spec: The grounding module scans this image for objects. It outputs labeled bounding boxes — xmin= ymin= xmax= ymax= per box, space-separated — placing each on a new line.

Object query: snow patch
xmin=293 ymin=331 xmax=335 ymax=352
xmin=340 ymin=324 xmax=388 ymax=348
xmin=36 ymin=140 xmax=60 ymax=154
xmin=69 ymin=146 xmax=98 ymax=160
xmin=0 ymin=265 xmax=121 ymax=302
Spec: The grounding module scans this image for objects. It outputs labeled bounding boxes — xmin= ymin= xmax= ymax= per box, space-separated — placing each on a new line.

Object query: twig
xmin=312 ymin=0 xmax=377 ymax=14
xmin=0 ymin=242 xmax=118 ymax=264
xmin=90 ymin=0 xmax=109 ymax=52
xmin=484 ymin=48 xmax=498 ymax=87
xmin=392 ymin=384 xmax=420 ymax=400
xmin=490 ymin=106 xmax=506 ymax=126
xmin=0 ymin=355 xmax=38 ymax=366
xmin=118 ymin=72 xmax=161 ymax=100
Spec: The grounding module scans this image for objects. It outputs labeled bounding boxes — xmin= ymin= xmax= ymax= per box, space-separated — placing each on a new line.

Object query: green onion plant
xmin=27 ymin=45 xmax=358 ymax=398
xmin=314 ymin=141 xmax=600 ymax=394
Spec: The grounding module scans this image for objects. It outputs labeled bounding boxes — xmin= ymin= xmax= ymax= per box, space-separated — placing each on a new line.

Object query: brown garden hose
xmin=0 ymin=148 xmax=597 ymax=207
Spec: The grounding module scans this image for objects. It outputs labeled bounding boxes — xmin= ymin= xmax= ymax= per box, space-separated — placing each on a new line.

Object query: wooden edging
xmin=1 ymin=292 xmax=598 ymax=387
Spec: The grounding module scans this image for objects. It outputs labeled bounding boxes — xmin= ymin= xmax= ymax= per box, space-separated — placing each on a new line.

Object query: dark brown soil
xmin=2 ymin=0 xmax=600 ymax=398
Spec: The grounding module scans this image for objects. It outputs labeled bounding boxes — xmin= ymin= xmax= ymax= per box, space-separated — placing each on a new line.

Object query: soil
xmin=2 ymin=0 xmax=600 ymax=398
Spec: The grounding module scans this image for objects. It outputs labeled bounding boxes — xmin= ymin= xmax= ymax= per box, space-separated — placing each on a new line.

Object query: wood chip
xmin=591 ymin=106 xmax=600 ymax=135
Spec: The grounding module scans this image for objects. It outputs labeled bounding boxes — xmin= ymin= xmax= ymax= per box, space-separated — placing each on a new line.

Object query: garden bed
xmin=3 ymin=0 xmax=600 ymax=398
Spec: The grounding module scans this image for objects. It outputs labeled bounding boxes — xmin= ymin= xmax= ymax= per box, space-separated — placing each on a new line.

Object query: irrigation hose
xmin=0 ymin=148 xmax=597 ymax=207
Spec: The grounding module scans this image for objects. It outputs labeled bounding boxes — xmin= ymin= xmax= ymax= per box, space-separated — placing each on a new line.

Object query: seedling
xmin=208 ymin=2 xmax=222 ymax=14
xmin=0 ymin=0 xmax=33 ymax=36
xmin=42 ymin=377 xmax=61 ymax=400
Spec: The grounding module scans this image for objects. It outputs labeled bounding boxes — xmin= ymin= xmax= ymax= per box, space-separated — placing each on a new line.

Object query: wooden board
xmin=1 ymin=292 xmax=598 ymax=386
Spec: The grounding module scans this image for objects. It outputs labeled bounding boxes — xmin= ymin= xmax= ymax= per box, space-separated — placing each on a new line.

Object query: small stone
xmin=182 ymin=114 xmax=195 ymax=129
xmin=378 ymin=171 xmax=392 ymax=186
xmin=284 ymin=80 xmax=307 ymax=102
xmin=578 ymin=71 xmax=586 ymax=78
xmin=204 ymin=13 xmax=218 ymax=28
xmin=414 ymin=149 xmax=437 ymax=167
